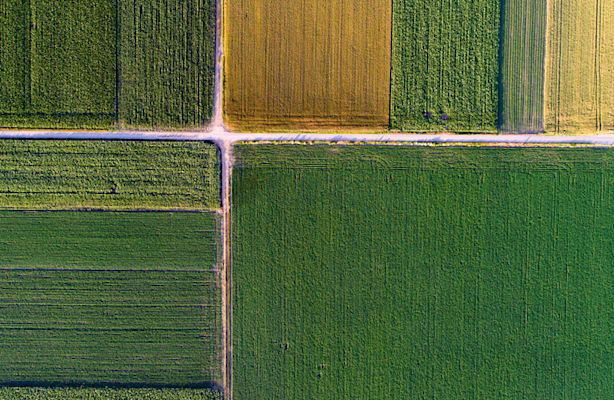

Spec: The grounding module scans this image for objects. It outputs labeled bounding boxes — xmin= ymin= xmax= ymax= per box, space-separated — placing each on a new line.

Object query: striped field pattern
xmin=224 ymin=0 xmax=391 ymax=131
xmin=546 ymin=0 xmax=614 ymax=133
xmin=499 ymin=0 xmax=547 ymax=133
xmin=0 ymin=211 xmax=222 ymax=387
xmin=391 ymin=0 xmax=500 ymax=132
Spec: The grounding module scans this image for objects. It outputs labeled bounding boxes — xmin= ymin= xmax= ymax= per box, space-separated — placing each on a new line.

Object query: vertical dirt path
xmin=218 ymin=139 xmax=233 ymax=400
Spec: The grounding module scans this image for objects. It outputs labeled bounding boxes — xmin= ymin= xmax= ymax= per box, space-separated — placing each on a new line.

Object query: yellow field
xmin=546 ymin=0 xmax=614 ymax=133
xmin=224 ymin=0 xmax=391 ymax=131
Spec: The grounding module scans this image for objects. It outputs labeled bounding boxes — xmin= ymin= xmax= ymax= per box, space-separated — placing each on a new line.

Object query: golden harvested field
xmin=224 ymin=0 xmax=391 ymax=131
xmin=546 ymin=0 xmax=614 ymax=133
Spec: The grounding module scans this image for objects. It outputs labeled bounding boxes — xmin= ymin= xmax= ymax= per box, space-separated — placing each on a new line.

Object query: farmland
xmin=0 ymin=388 xmax=223 ymax=400
xmin=0 ymin=0 xmax=215 ymax=129
xmin=499 ymin=0 xmax=547 ymax=133
xmin=0 ymin=211 xmax=222 ymax=387
xmin=546 ymin=0 xmax=614 ymax=133
xmin=0 ymin=140 xmax=219 ymax=210
xmin=233 ymin=144 xmax=614 ymax=399
xmin=224 ymin=0 xmax=391 ymax=131
xmin=0 ymin=0 xmax=116 ymax=128
xmin=118 ymin=0 xmax=216 ymax=128
xmin=391 ymin=0 xmax=500 ymax=132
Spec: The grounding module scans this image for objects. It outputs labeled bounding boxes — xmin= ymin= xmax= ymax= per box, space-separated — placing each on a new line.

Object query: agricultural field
xmin=232 ymin=144 xmax=614 ymax=399
xmin=224 ymin=0 xmax=391 ymax=131
xmin=0 ymin=388 xmax=223 ymax=400
xmin=546 ymin=0 xmax=614 ymax=133
xmin=118 ymin=0 xmax=216 ymax=128
xmin=0 ymin=211 xmax=222 ymax=387
xmin=499 ymin=0 xmax=547 ymax=133
xmin=0 ymin=140 xmax=219 ymax=210
xmin=0 ymin=0 xmax=116 ymax=128
xmin=0 ymin=0 xmax=215 ymax=129
xmin=391 ymin=0 xmax=500 ymax=132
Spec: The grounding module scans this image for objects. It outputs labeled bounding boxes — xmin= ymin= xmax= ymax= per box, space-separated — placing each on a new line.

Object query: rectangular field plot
xmin=0 ymin=0 xmax=116 ymax=128
xmin=546 ymin=0 xmax=614 ymax=133
xmin=224 ymin=0 xmax=391 ymax=131
xmin=118 ymin=0 xmax=216 ymax=128
xmin=499 ymin=0 xmax=547 ymax=133
xmin=0 ymin=140 xmax=219 ymax=210
xmin=391 ymin=0 xmax=500 ymax=132
xmin=0 ymin=388 xmax=223 ymax=400
xmin=0 ymin=211 xmax=222 ymax=388
xmin=233 ymin=145 xmax=614 ymax=399
xmin=0 ymin=0 xmax=215 ymax=129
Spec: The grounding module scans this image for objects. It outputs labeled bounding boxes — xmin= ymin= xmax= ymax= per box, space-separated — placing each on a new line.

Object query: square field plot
xmin=0 ymin=0 xmax=215 ymax=129
xmin=546 ymin=0 xmax=614 ymax=133
xmin=224 ymin=0 xmax=391 ymax=131
xmin=0 ymin=0 xmax=116 ymax=128
xmin=232 ymin=145 xmax=614 ymax=399
xmin=0 ymin=211 xmax=222 ymax=388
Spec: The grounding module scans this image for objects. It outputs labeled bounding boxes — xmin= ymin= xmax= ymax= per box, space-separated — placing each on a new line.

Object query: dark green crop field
xmin=0 ymin=211 xmax=221 ymax=388
xmin=233 ymin=144 xmax=614 ymax=399
xmin=0 ymin=0 xmax=116 ymax=128
xmin=0 ymin=388 xmax=223 ymax=400
xmin=391 ymin=0 xmax=500 ymax=132
xmin=0 ymin=140 xmax=219 ymax=210
xmin=118 ymin=0 xmax=216 ymax=128
xmin=0 ymin=0 xmax=215 ymax=129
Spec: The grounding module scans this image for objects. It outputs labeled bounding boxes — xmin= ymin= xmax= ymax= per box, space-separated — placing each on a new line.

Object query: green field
xmin=233 ymin=144 xmax=614 ymax=399
xmin=391 ymin=0 xmax=500 ymax=132
xmin=0 ymin=211 xmax=221 ymax=387
xmin=0 ymin=0 xmax=116 ymax=128
xmin=118 ymin=0 xmax=216 ymax=128
xmin=0 ymin=140 xmax=219 ymax=210
xmin=0 ymin=0 xmax=215 ymax=129
xmin=0 ymin=388 xmax=223 ymax=400
xmin=499 ymin=0 xmax=547 ymax=133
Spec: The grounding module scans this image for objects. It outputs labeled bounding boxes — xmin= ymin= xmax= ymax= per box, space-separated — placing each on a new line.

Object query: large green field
xmin=0 ymin=0 xmax=215 ymax=129
xmin=233 ymin=144 xmax=614 ymax=399
xmin=499 ymin=0 xmax=547 ymax=133
xmin=0 ymin=140 xmax=219 ymax=210
xmin=0 ymin=211 xmax=221 ymax=388
xmin=391 ymin=0 xmax=500 ymax=132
